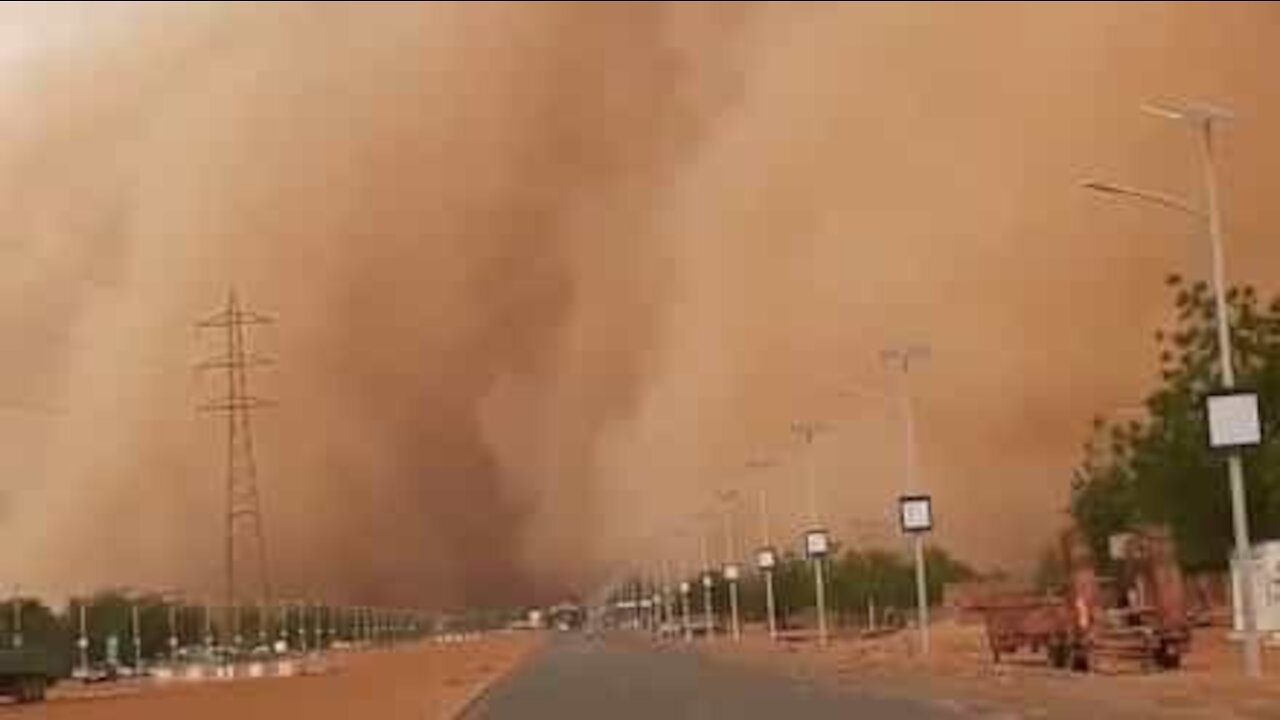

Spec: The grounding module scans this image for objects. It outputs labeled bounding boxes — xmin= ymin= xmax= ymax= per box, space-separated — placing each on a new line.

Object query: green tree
xmin=1070 ymin=275 xmax=1280 ymax=571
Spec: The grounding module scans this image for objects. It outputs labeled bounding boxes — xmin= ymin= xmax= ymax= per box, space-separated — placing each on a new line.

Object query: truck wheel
xmin=1070 ymin=647 xmax=1090 ymax=673
xmin=1155 ymin=642 xmax=1181 ymax=670
xmin=1048 ymin=640 xmax=1068 ymax=669
xmin=15 ymin=677 xmax=34 ymax=703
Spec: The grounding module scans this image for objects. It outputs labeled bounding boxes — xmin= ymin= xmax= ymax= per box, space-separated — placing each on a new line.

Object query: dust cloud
xmin=1 ymin=2 xmax=1278 ymax=608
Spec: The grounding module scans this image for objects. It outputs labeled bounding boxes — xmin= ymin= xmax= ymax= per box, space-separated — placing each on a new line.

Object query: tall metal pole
xmin=78 ymin=600 xmax=89 ymax=675
xmin=758 ymin=484 xmax=778 ymax=641
xmin=680 ymin=583 xmax=692 ymax=642
xmin=662 ymin=559 xmax=673 ymax=633
xmin=814 ymin=556 xmax=828 ymax=645
xmin=131 ymin=601 xmax=142 ymax=671
xmin=728 ymin=579 xmax=741 ymax=642
xmin=700 ymin=531 xmax=714 ymax=638
xmin=720 ymin=490 xmax=741 ymax=642
xmin=258 ymin=599 xmax=268 ymax=648
xmin=203 ymin=600 xmax=213 ymax=655
xmin=168 ymin=601 xmax=179 ymax=659
xmin=1196 ymin=114 xmax=1261 ymax=678
xmin=1087 ymin=104 xmax=1258 ymax=677
xmin=299 ymin=602 xmax=309 ymax=653
xmin=792 ymin=423 xmax=829 ymax=645
xmin=802 ymin=432 xmax=819 ymax=523
xmin=279 ymin=601 xmax=289 ymax=649
xmin=905 ymin=374 xmax=929 ymax=656
xmin=10 ymin=590 xmax=21 ymax=649
xmin=885 ymin=346 xmax=931 ymax=656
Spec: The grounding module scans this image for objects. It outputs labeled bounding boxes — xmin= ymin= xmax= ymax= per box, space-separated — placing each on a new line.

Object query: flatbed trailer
xmin=975 ymin=527 xmax=1190 ymax=673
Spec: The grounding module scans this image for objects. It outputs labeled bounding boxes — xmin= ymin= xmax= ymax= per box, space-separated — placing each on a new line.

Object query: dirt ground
xmin=705 ymin=621 xmax=1280 ymax=719
xmin=1 ymin=634 xmax=538 ymax=720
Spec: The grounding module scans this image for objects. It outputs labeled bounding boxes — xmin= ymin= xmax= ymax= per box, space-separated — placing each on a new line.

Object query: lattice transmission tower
xmin=197 ymin=289 xmax=275 ymax=645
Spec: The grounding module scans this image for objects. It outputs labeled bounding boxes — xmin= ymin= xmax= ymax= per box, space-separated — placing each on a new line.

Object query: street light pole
xmin=791 ymin=423 xmax=826 ymax=523
xmin=680 ymin=580 xmax=692 ymax=642
xmin=203 ymin=600 xmax=213 ymax=655
xmin=748 ymin=458 xmax=779 ymax=641
xmin=718 ymin=490 xmax=742 ymax=642
xmin=883 ymin=344 xmax=931 ymax=656
xmin=168 ymin=600 xmax=179 ymax=660
xmin=759 ymin=487 xmax=778 ymax=641
xmin=791 ymin=422 xmax=830 ymax=644
xmin=77 ymin=599 xmax=89 ymax=676
xmin=10 ymin=588 xmax=21 ymax=649
xmin=1194 ymin=111 xmax=1262 ymax=677
xmin=700 ymin=529 xmax=715 ymax=639
xmin=278 ymin=601 xmax=289 ymax=650
xmin=131 ymin=600 xmax=142 ymax=671
xmin=1084 ymin=101 xmax=1260 ymax=677
xmin=258 ymin=600 xmax=268 ymax=648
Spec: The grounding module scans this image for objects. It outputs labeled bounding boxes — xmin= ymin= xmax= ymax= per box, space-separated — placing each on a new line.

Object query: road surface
xmin=465 ymin=635 xmax=959 ymax=719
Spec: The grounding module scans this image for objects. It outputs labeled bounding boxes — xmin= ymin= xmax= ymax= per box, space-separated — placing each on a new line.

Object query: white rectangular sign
xmin=723 ymin=564 xmax=740 ymax=581
xmin=805 ymin=529 xmax=830 ymax=558
xmin=899 ymin=495 xmax=933 ymax=533
xmin=756 ymin=547 xmax=777 ymax=570
xmin=1208 ymin=392 xmax=1262 ymax=449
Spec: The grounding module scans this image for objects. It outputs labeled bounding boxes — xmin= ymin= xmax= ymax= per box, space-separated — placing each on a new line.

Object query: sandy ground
xmin=704 ymin=621 xmax=1280 ymax=719
xmin=1 ymin=634 xmax=538 ymax=720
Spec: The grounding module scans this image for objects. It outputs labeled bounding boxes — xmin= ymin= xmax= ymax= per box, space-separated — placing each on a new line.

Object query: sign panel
xmin=1108 ymin=532 xmax=1135 ymax=561
xmin=679 ymin=581 xmax=691 ymax=594
xmin=756 ymin=546 xmax=777 ymax=570
xmin=899 ymin=495 xmax=933 ymax=533
xmin=1207 ymin=392 xmax=1262 ymax=449
xmin=723 ymin=563 xmax=741 ymax=581
xmin=106 ymin=635 xmax=120 ymax=666
xmin=701 ymin=573 xmax=714 ymax=588
xmin=805 ymin=528 xmax=830 ymax=558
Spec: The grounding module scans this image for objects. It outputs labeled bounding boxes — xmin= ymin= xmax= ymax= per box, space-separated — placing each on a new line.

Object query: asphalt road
xmin=464 ymin=635 xmax=960 ymax=719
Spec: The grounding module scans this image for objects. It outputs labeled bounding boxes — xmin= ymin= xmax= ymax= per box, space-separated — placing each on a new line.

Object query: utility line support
xmin=197 ymin=289 xmax=275 ymax=648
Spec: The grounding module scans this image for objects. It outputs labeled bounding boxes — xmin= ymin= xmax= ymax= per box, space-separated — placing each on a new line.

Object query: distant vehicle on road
xmin=548 ymin=602 xmax=585 ymax=632
xmin=0 ymin=647 xmax=69 ymax=703
xmin=71 ymin=664 xmax=119 ymax=684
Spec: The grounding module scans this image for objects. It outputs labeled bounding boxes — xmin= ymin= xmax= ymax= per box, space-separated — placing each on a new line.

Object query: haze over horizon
xmin=2 ymin=1 xmax=1279 ymax=609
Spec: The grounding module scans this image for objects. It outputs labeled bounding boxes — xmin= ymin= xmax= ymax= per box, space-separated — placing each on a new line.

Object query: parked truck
xmin=974 ymin=526 xmax=1190 ymax=672
xmin=0 ymin=646 xmax=67 ymax=703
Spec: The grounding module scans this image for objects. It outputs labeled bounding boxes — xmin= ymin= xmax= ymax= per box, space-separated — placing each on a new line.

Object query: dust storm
xmin=1 ymin=2 xmax=1278 ymax=609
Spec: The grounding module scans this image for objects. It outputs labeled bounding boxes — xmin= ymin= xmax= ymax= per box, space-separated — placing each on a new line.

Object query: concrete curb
xmin=445 ymin=639 xmax=542 ymax=719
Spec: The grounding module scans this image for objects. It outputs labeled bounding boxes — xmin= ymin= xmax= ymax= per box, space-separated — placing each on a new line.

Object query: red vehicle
xmin=975 ymin=527 xmax=1190 ymax=672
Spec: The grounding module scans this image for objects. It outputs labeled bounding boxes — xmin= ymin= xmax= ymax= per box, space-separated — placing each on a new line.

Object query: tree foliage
xmin=1070 ymin=275 xmax=1280 ymax=572
xmin=676 ymin=543 xmax=975 ymax=629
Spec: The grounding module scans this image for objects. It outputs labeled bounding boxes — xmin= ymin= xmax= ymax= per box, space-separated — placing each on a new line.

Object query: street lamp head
xmin=791 ymin=420 xmax=830 ymax=436
xmin=1081 ymin=179 xmax=1126 ymax=195
xmin=881 ymin=345 xmax=930 ymax=369
xmin=1080 ymin=179 xmax=1204 ymax=217
xmin=1141 ymin=101 xmax=1234 ymax=124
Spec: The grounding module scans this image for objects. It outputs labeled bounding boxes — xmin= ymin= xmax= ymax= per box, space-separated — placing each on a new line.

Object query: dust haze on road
xmin=1 ymin=2 xmax=1279 ymax=608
